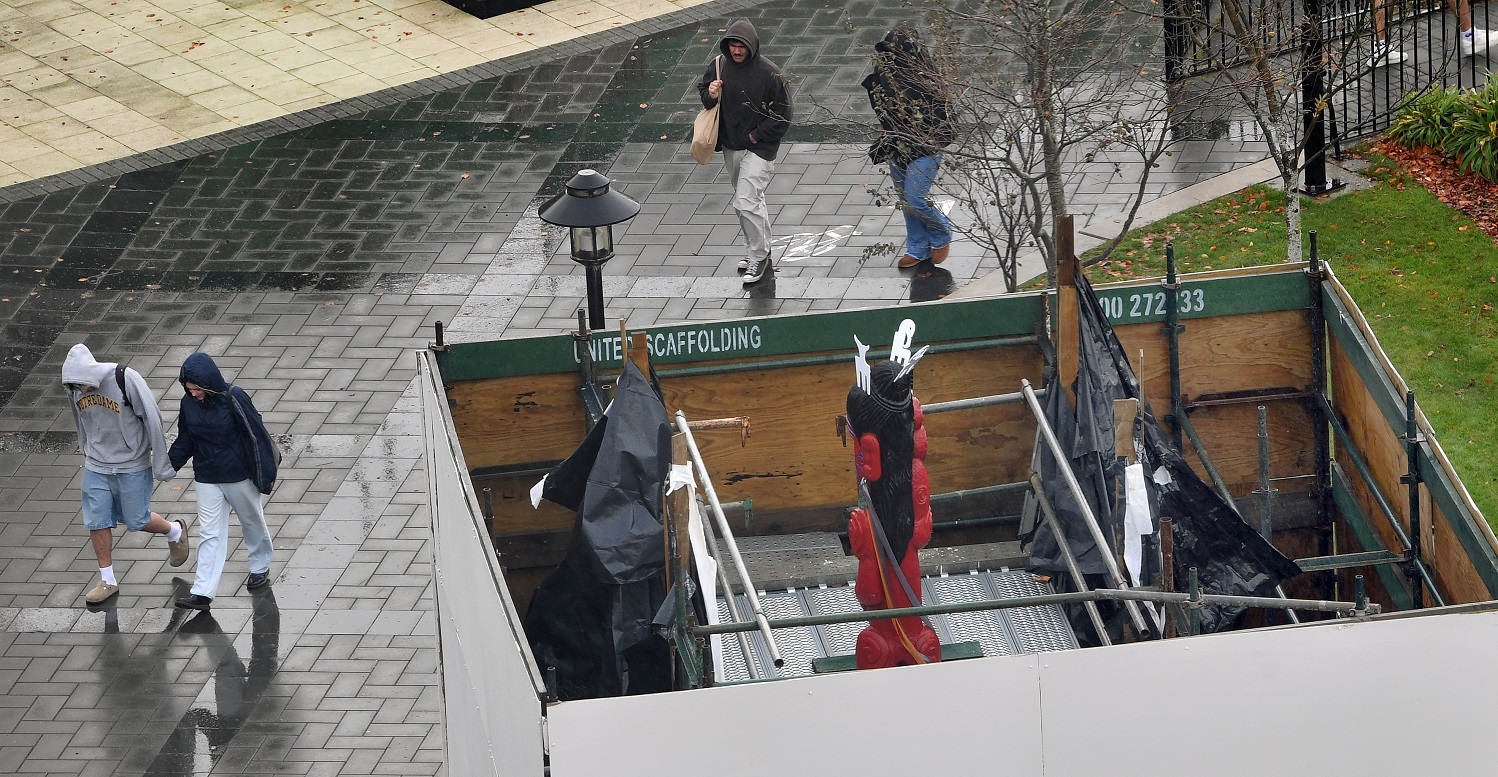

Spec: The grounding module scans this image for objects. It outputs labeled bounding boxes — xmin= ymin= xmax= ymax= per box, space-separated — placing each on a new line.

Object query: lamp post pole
xmin=581 ymin=258 xmax=606 ymax=331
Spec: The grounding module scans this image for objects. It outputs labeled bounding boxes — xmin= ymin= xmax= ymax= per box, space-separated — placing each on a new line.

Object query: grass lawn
xmin=1075 ymin=152 xmax=1498 ymax=526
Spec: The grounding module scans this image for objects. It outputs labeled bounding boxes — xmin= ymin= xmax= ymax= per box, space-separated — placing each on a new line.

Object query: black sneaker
xmin=737 ymin=258 xmax=750 ymax=272
xmin=175 ymin=594 xmax=212 ymax=610
xmin=742 ymin=255 xmax=772 ymax=284
xmin=246 ymin=571 xmax=270 ymax=590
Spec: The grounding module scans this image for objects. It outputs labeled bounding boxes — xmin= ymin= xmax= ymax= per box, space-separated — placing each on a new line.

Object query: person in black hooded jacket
xmin=168 ymin=352 xmax=278 ymax=610
xmin=697 ymin=18 xmax=793 ymax=284
xmin=862 ymin=27 xmax=956 ymax=270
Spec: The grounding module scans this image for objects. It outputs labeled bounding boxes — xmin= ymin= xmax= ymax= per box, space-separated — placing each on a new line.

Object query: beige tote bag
xmin=691 ymin=57 xmax=722 ymax=164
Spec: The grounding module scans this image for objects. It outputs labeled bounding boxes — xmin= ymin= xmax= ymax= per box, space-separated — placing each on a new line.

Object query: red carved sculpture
xmin=846 ymin=354 xmax=939 ymax=669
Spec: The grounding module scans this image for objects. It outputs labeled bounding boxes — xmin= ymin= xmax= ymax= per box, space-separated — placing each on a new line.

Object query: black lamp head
xmin=537 ymin=169 xmax=641 ymax=229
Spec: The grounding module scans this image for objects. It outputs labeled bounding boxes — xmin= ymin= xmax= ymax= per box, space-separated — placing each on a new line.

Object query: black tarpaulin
xmin=1022 ymin=273 xmax=1302 ymax=635
xmin=522 ymin=360 xmax=672 ymax=699
xmin=1023 ymin=373 xmax=1117 ymax=578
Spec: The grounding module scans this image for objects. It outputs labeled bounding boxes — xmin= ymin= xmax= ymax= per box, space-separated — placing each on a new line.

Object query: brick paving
xmin=0 ymin=1 xmax=1272 ymax=775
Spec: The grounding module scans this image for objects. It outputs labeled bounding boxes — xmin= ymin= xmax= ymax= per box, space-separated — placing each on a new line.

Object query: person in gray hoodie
xmin=698 ymin=18 xmax=793 ymax=285
xmin=63 ymin=343 xmax=189 ymax=604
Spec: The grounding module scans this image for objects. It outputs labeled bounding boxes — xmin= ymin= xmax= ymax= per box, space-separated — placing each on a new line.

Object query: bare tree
xmin=1161 ymin=0 xmax=1388 ymax=262
xmin=906 ymin=0 xmax=1181 ymax=290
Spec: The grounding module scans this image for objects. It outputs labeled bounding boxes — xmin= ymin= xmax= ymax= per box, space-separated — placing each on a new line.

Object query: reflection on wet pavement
xmin=745 ymin=274 xmax=779 ymax=316
xmin=144 ymin=589 xmax=281 ymax=777
xmin=911 ymin=264 xmax=957 ymax=302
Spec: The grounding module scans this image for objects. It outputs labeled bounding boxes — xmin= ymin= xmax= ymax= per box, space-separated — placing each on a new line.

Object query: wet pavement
xmin=0 ymin=1 xmax=1271 ymax=775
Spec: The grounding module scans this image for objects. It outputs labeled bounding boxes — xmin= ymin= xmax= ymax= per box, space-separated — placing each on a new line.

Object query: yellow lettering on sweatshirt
xmin=77 ymin=394 xmax=120 ymax=413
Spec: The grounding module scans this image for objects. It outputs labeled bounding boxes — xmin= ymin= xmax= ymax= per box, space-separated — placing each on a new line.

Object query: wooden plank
xmin=1058 ymin=295 xmax=1079 ymax=408
xmin=1113 ymin=398 xmax=1138 ymax=460
xmin=494 ymin=529 xmax=572 ymax=570
xmin=1175 ymin=401 xmax=1316 ymax=492
xmin=1109 ymin=308 xmax=1315 ymax=495
xmin=1058 ymin=215 xmax=1078 ymax=407
xmin=626 ymin=328 xmax=650 ymax=377
xmin=1329 ymin=338 xmax=1419 ymax=602
xmin=1270 ymin=526 xmax=1322 ymax=599
xmin=481 ymin=473 xmax=576 ymax=538
xmin=1115 ymin=309 xmax=1312 ymax=416
xmin=1431 ymin=496 xmax=1493 ymax=604
xmin=667 ymin=432 xmax=691 ymax=586
xmin=659 ymin=346 xmax=1043 ymax=516
xmin=448 ymin=372 xmax=589 ymax=471
xmin=1419 ymin=441 xmax=1498 ymax=599
xmin=1322 ymin=274 xmax=1407 ymax=428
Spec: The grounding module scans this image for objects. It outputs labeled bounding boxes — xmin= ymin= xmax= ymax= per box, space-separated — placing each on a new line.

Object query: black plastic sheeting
xmin=1022 ymin=273 xmax=1303 ymax=637
xmin=522 ymin=361 xmax=673 ymax=700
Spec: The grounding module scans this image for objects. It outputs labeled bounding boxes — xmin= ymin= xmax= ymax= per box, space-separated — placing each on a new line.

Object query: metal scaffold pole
xmin=1020 ymin=380 xmax=1151 ymax=636
xmin=674 ymin=411 xmax=784 ymax=669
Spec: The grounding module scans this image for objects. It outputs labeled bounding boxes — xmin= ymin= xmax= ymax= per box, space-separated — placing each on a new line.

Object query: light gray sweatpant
xmin=723 ymin=148 xmax=775 ymax=262
xmin=190 ymin=478 xmax=272 ymax=598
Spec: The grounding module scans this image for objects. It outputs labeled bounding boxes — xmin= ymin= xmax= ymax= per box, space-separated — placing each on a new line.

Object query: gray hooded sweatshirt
xmin=63 ymin=344 xmax=175 ymax=480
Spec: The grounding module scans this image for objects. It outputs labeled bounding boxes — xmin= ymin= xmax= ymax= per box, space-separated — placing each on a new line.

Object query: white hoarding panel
xmin=421 ymin=356 xmax=546 ymax=776
xmin=550 ymin=653 xmax=1046 ymax=776
xmin=550 ymin=609 xmax=1498 ymax=776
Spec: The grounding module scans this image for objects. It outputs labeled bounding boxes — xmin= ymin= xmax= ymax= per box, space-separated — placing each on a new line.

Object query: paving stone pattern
xmin=0 ymin=0 xmax=1270 ymax=775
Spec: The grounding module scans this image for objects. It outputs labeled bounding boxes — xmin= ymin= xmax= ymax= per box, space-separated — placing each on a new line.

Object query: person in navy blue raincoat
xmin=168 ymin=352 xmax=279 ymax=610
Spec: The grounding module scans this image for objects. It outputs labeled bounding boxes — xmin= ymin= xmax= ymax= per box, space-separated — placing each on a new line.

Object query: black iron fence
xmin=1166 ymin=0 xmax=1496 ymax=140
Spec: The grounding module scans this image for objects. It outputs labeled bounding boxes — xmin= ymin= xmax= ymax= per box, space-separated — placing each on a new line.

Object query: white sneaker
xmin=1460 ymin=28 xmax=1493 ymax=57
xmin=1371 ymin=45 xmax=1406 ymax=67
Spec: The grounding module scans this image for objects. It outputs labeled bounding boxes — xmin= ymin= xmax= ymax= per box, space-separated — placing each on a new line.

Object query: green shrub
xmin=1447 ymin=76 xmax=1498 ymax=182
xmin=1388 ymin=85 xmax=1467 ymax=149
xmin=1388 ymin=74 xmax=1498 ymax=182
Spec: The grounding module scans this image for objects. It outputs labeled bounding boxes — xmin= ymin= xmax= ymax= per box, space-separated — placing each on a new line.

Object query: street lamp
xmin=538 ymin=169 xmax=640 ymax=330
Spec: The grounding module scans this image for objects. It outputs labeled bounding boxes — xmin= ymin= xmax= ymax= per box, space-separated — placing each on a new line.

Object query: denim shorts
xmin=81 ymin=468 xmax=154 ymax=531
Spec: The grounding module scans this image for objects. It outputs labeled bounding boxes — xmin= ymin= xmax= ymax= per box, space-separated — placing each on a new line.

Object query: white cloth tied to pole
xmin=682 ymin=479 xmax=723 ymax=681
xmin=1123 ymin=460 xmax=1153 ymax=587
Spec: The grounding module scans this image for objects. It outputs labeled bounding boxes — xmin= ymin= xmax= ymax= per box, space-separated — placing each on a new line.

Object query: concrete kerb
xmin=952 ymin=156 xmax=1280 ymax=299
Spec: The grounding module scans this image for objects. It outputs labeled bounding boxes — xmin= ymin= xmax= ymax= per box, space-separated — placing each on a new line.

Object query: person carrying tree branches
xmin=862 ymin=27 xmax=958 ymax=270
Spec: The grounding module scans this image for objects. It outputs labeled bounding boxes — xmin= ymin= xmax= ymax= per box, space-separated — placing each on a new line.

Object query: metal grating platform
xmin=713 ymin=569 xmax=1079 ymax=683
xmin=715 ymin=533 xmax=1031 ymax=591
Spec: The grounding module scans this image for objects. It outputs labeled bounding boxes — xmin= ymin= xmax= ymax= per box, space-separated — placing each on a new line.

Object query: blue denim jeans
xmin=891 ymin=154 xmax=952 ymax=260
xmin=81 ymin=467 xmax=154 ymax=531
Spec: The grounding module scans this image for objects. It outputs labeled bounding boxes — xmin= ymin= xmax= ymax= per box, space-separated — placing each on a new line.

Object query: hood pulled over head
xmin=719 ymin=18 xmax=761 ymax=61
xmin=63 ymin=343 xmax=111 ymax=389
xmin=180 ymin=352 xmax=230 ymax=396
xmin=875 ymin=26 xmax=933 ymax=71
